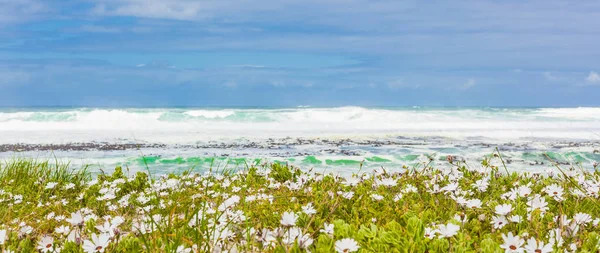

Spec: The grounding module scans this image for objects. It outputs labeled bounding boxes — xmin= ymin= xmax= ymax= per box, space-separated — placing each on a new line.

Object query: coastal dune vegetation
xmin=0 ymin=155 xmax=600 ymax=253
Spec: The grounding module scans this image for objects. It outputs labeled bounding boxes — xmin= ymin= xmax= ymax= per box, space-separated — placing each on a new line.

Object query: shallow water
xmin=1 ymin=107 xmax=599 ymax=174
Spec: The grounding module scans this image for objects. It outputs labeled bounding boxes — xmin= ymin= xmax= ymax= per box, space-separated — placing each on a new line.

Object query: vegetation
xmin=0 ymin=155 xmax=600 ymax=252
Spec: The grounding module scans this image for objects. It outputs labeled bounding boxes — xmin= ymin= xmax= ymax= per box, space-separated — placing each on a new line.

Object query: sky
xmin=1 ymin=0 xmax=600 ymax=107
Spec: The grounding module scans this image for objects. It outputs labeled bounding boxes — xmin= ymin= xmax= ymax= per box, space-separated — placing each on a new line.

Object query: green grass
xmin=0 ymin=156 xmax=599 ymax=252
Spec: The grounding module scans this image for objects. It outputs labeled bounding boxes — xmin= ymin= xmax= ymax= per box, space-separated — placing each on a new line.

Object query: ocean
xmin=1 ymin=106 xmax=599 ymax=175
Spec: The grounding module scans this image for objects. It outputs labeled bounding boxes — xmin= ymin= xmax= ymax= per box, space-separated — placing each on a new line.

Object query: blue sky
xmin=1 ymin=0 xmax=600 ymax=107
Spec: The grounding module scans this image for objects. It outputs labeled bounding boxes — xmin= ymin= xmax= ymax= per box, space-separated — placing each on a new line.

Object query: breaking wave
xmin=1 ymin=107 xmax=600 ymax=144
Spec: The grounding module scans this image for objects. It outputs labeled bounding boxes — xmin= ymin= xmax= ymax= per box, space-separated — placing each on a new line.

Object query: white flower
xmin=256 ymin=228 xmax=277 ymax=245
xmin=454 ymin=196 xmax=468 ymax=206
xmin=403 ymin=184 xmax=418 ymax=193
xmin=593 ymin=218 xmax=600 ymax=227
xmin=136 ymin=196 xmax=150 ymax=205
xmin=500 ymin=232 xmax=524 ymax=253
xmin=495 ymin=204 xmax=513 ymax=216
xmin=66 ymin=211 xmax=85 ymax=226
xmin=393 ymin=193 xmax=403 ymax=202
xmin=65 ymin=183 xmax=76 ymax=189
xmin=283 ymin=227 xmax=313 ymax=249
xmin=543 ymin=184 xmax=564 ymax=201
xmin=524 ymin=238 xmax=553 ymax=253
xmin=19 ymin=226 xmax=33 ymax=236
xmin=176 ymin=245 xmax=192 ymax=253
xmin=82 ymin=233 xmax=111 ymax=253
xmin=526 ymin=195 xmax=548 ymax=214
xmin=441 ymin=182 xmax=459 ymax=193
xmin=218 ymin=195 xmax=240 ymax=211
xmin=280 ymin=211 xmax=298 ymax=227
xmin=46 ymin=212 xmax=55 ymax=220
xmin=343 ymin=177 xmax=361 ymax=187
xmin=95 ymin=221 xmax=119 ymax=238
xmin=37 ymin=235 xmax=56 ymax=253
xmin=548 ymin=228 xmax=564 ymax=247
xmin=437 ymin=223 xmax=460 ymax=238
xmin=503 ymin=190 xmax=518 ymax=201
xmin=302 ymin=203 xmax=317 ymax=215
xmin=517 ymin=186 xmax=532 ymax=197
xmin=375 ymin=178 xmax=397 ymax=187
xmin=568 ymin=243 xmax=577 ymax=252
xmin=492 ymin=216 xmax=509 ymax=229
xmin=339 ymin=191 xmax=354 ymax=199
xmin=335 ymin=238 xmax=360 ymax=253
xmin=132 ymin=221 xmax=152 ymax=235
xmin=45 ymin=182 xmax=58 ymax=190
xmin=0 ymin=229 xmax=6 ymax=245
xmin=424 ymin=227 xmax=437 ymax=239
xmin=573 ymin=212 xmax=592 ymax=225
xmin=55 ymin=225 xmax=70 ymax=235
xmin=467 ymin=199 xmax=482 ymax=209
xmin=453 ymin=214 xmax=468 ymax=224
xmin=370 ymin=194 xmax=384 ymax=201
xmin=320 ymin=223 xmax=334 ymax=235
xmin=473 ymin=179 xmax=489 ymax=192
xmin=508 ymin=215 xmax=522 ymax=224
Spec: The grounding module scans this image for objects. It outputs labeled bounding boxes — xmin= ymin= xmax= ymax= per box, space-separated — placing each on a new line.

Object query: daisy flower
xmin=280 ymin=211 xmax=298 ymax=227
xmin=492 ymin=216 xmax=509 ymax=229
xmin=36 ymin=236 xmax=56 ymax=253
xmin=523 ymin=238 xmax=553 ymax=253
xmin=335 ymin=238 xmax=360 ymax=253
xmin=495 ymin=204 xmax=513 ymax=216
xmin=437 ymin=223 xmax=460 ymax=238
xmin=500 ymin=232 xmax=524 ymax=253
xmin=320 ymin=223 xmax=334 ymax=235
xmin=83 ymin=233 xmax=111 ymax=253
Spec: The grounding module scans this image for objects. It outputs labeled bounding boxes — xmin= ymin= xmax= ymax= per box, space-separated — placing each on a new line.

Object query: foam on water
xmin=184 ymin=110 xmax=236 ymax=118
xmin=1 ymin=107 xmax=599 ymax=174
xmin=1 ymin=107 xmax=600 ymax=144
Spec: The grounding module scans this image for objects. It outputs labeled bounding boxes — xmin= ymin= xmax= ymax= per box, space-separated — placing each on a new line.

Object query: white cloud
xmin=270 ymin=80 xmax=285 ymax=87
xmin=223 ymin=81 xmax=237 ymax=88
xmin=0 ymin=69 xmax=30 ymax=86
xmin=387 ymin=79 xmax=406 ymax=89
xmin=586 ymin=71 xmax=600 ymax=83
xmin=92 ymin=1 xmax=208 ymax=20
xmin=543 ymin=72 xmax=558 ymax=81
xmin=0 ymin=0 xmax=47 ymax=25
xmin=460 ymin=78 xmax=476 ymax=89
xmin=302 ymin=82 xmax=314 ymax=88
xmin=387 ymin=79 xmax=419 ymax=90
xmin=80 ymin=25 xmax=122 ymax=33
xmin=230 ymin=65 xmax=265 ymax=68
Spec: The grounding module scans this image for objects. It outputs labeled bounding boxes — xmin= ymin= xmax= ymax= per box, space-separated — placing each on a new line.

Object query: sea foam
xmin=0 ymin=107 xmax=599 ymax=144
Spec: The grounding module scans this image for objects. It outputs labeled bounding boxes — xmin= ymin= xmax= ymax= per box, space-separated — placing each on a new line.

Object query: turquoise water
xmin=1 ymin=106 xmax=599 ymax=174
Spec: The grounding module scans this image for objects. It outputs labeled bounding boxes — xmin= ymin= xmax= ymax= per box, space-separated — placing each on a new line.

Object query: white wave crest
xmin=184 ymin=110 xmax=235 ymax=118
xmin=0 ymin=107 xmax=599 ymax=144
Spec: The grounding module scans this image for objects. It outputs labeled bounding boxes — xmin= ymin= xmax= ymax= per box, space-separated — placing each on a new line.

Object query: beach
xmin=1 ymin=107 xmax=599 ymax=175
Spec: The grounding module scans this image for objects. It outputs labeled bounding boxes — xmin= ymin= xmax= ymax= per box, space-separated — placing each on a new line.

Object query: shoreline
xmin=1 ymin=136 xmax=598 ymax=152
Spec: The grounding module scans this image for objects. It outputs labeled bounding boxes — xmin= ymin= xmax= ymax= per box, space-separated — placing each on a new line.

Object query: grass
xmin=0 ymin=159 xmax=90 ymax=189
xmin=0 ymin=156 xmax=599 ymax=252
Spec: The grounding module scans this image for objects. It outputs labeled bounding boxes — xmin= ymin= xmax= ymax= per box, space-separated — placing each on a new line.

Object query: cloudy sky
xmin=1 ymin=0 xmax=600 ymax=107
